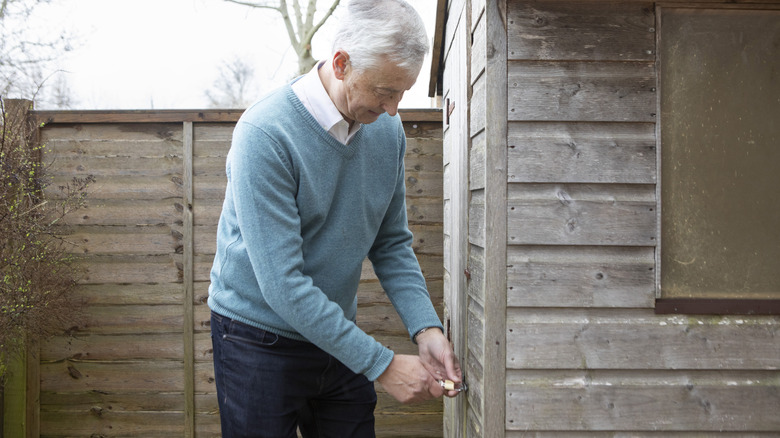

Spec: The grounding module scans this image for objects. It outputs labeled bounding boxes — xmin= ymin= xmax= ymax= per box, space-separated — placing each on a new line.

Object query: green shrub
xmin=0 ymin=98 xmax=93 ymax=380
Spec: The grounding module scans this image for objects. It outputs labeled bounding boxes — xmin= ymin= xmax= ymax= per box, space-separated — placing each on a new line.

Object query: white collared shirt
xmin=291 ymin=61 xmax=361 ymax=145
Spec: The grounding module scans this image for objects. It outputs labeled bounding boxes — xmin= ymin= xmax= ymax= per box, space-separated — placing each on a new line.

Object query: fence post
xmin=1 ymin=98 xmax=40 ymax=438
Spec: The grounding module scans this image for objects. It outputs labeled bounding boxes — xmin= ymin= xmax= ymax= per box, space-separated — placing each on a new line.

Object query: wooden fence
xmin=3 ymin=106 xmax=444 ymax=437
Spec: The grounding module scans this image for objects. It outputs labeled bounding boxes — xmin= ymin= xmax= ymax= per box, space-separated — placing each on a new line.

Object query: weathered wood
xmin=61 ymin=225 xmax=181 ymax=255
xmin=507 ymin=122 xmax=657 ymax=184
xmin=505 ymin=183 xmax=657 ymax=246
xmin=505 ymin=370 xmax=780 ymax=431
xmin=39 ymin=360 xmax=185 ymax=393
xmin=34 ymin=108 xmax=441 ymax=124
xmin=76 ymin=254 xmax=182 ymax=284
xmin=481 ymin=1 xmax=509 ymax=437
xmin=40 ymin=333 xmax=185 ymax=361
xmin=183 ymin=121 xmax=196 ymax=437
xmin=507 ymin=245 xmax=655 ymax=308
xmin=508 ymin=1 xmax=656 ymax=61
xmin=71 ymin=283 xmax=183 ymax=306
xmin=69 ymin=304 xmax=183 ymax=335
xmin=508 ymin=61 xmax=656 ymax=122
xmin=470 ymin=73 xmax=486 ymax=136
xmin=506 ymin=309 xmax=780 ymax=370
xmin=33 ymin=114 xmax=444 ymax=437
xmin=471 ymin=11 xmax=486 ymax=83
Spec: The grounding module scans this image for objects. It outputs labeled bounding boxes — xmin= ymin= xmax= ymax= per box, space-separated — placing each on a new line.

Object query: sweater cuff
xmin=364 ymin=346 xmax=395 ymax=382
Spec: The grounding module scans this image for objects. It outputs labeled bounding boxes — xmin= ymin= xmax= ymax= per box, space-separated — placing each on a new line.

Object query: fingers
xmin=377 ymin=354 xmax=444 ymax=404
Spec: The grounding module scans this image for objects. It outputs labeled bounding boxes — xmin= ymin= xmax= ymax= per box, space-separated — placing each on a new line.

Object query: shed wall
xmin=442 ymin=0 xmax=780 ymax=436
xmin=29 ymin=109 xmax=444 ymax=437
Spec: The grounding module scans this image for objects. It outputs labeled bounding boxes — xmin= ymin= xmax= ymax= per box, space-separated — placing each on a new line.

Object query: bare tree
xmin=0 ymin=0 xmax=76 ymax=108
xmin=225 ymin=0 xmax=340 ymax=75
xmin=205 ymin=56 xmax=258 ymax=108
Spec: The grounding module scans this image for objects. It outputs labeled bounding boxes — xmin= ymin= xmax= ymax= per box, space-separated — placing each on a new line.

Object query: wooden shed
xmin=432 ymin=0 xmax=780 ymax=436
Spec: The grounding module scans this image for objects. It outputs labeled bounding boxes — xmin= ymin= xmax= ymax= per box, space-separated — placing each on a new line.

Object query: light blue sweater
xmin=207 ymin=84 xmax=443 ymax=381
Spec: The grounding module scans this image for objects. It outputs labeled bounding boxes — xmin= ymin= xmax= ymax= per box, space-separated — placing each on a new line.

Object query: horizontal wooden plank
xmin=507 ymin=122 xmax=657 ymax=183
xmin=35 ymin=108 xmax=441 ymax=124
xmin=40 ymin=123 xmax=183 ymax=143
xmin=71 ymin=304 xmax=183 ymax=335
xmin=505 ymin=183 xmax=657 ymax=246
xmin=41 ymin=333 xmax=184 ymax=361
xmin=508 ymin=1 xmax=655 ymax=61
xmin=72 ymin=283 xmax=183 ymax=306
xmin=40 ymin=391 xmax=187 ymax=412
xmin=40 ymin=410 xmax=184 ymax=436
xmin=40 ymin=360 xmax=185 ymax=393
xmin=656 ymin=299 xmax=780 ymax=315
xmin=64 ymin=199 xmax=183 ymax=226
xmin=507 ymin=432 xmax=780 ymax=437
xmin=508 ymin=61 xmax=656 ymax=122
xmin=47 ymin=155 xmax=181 ymax=177
xmin=506 ymin=308 xmax=780 ymax=370
xmin=50 ymin=174 xmax=183 ymax=201
xmin=505 ymin=369 xmax=780 ymax=431
xmin=62 ymin=225 xmax=181 ymax=255
xmin=76 ymin=254 xmax=181 ymax=284
xmin=507 ymin=245 xmax=655 ymax=308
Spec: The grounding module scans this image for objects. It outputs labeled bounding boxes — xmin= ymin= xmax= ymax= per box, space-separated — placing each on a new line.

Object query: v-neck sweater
xmin=207 ymin=84 xmax=442 ymax=381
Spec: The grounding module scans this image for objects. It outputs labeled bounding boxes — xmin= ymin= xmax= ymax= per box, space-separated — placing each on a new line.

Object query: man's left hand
xmin=415 ymin=328 xmax=463 ymax=397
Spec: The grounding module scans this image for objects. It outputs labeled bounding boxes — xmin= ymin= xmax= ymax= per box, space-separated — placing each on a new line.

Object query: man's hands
xmin=415 ymin=327 xmax=463 ymax=398
xmin=376 ymin=328 xmax=462 ymax=404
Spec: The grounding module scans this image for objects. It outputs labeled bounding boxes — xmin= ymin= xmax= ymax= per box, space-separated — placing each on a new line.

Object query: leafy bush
xmin=0 ymin=98 xmax=93 ymax=380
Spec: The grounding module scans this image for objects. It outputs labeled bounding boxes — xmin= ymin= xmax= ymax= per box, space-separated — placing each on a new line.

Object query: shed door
xmin=442 ymin=3 xmax=469 ymax=436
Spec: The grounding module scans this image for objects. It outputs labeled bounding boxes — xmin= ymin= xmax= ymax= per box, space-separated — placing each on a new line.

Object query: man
xmin=207 ymin=0 xmax=462 ymax=436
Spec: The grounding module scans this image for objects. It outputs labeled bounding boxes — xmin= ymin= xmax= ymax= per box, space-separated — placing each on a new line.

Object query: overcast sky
xmin=32 ymin=0 xmax=436 ymax=110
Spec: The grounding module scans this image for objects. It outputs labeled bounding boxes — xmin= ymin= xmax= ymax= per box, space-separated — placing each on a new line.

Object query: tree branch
xmin=223 ymin=0 xmax=280 ymax=11
xmin=304 ymin=0 xmax=340 ymax=45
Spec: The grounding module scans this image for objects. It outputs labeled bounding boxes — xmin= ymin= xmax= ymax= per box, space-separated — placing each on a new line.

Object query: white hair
xmin=332 ymin=0 xmax=429 ymax=75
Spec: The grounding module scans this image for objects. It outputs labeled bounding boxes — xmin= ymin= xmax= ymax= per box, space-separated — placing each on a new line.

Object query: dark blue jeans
xmin=210 ymin=311 xmax=377 ymax=438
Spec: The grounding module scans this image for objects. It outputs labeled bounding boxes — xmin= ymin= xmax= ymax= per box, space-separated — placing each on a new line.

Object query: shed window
xmin=656 ymin=8 xmax=780 ymax=314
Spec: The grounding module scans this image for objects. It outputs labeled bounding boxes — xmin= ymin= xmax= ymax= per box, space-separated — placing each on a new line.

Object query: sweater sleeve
xmin=227 ymin=121 xmax=394 ymax=381
xmin=368 ymin=122 xmax=444 ymax=340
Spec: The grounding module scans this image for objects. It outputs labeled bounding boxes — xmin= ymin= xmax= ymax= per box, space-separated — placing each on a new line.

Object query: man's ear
xmin=332 ymin=51 xmax=350 ymax=80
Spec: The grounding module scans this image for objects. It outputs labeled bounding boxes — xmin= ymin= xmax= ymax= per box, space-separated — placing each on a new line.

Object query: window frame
xmin=654 ymin=3 xmax=780 ymax=315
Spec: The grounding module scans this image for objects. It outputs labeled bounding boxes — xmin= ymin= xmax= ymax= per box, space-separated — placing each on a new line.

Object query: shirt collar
xmin=292 ymin=61 xmax=361 ymax=144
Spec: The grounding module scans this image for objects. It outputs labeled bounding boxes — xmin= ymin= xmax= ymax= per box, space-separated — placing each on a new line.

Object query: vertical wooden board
xmin=507 ymin=183 xmax=657 ymax=246
xmin=470 ymin=130 xmax=486 ymax=191
xmin=470 ymin=74 xmax=486 ymax=136
xmin=467 ymin=245 xmax=485 ymax=307
xmin=508 ymin=1 xmax=655 ymax=61
xmin=505 ymin=370 xmax=780 ymax=431
xmin=507 ymin=122 xmax=657 ymax=184
xmin=471 ymin=11 xmax=486 ymax=84
xmin=507 ymin=245 xmax=655 ymax=308
xmin=506 ymin=309 xmax=780 ymax=370
xmin=508 ymin=61 xmax=656 ymax=122
xmin=468 ymin=189 xmax=486 ymax=248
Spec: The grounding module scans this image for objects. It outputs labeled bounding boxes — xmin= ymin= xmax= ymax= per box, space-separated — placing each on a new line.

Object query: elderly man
xmin=207 ymin=0 xmax=462 ymax=436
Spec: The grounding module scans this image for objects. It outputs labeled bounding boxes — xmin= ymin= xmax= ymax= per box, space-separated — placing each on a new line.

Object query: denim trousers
xmin=210 ymin=311 xmax=377 ymax=438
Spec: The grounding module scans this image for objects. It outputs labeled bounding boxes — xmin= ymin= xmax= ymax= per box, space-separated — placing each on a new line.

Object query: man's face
xmin=336 ymin=58 xmax=419 ymax=125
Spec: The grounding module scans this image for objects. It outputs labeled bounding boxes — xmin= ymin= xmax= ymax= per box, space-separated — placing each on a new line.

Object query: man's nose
xmin=383 ymin=93 xmax=404 ymax=116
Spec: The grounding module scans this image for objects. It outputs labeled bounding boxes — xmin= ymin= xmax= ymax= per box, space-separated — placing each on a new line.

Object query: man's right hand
xmin=376 ymin=354 xmax=445 ymax=404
